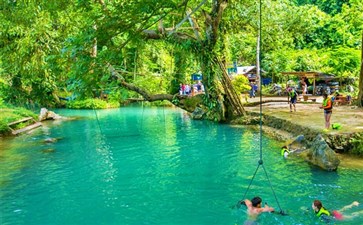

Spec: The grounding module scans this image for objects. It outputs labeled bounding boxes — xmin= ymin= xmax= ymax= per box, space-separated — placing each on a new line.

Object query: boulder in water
xmin=305 ymin=134 xmax=340 ymax=171
xmin=288 ymin=135 xmax=308 ymax=154
xmin=39 ymin=108 xmax=62 ymax=121
xmin=191 ymin=107 xmax=205 ymax=120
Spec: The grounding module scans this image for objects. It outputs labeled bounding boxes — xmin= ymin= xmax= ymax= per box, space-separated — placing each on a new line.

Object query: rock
xmin=39 ymin=108 xmax=62 ymax=121
xmin=191 ymin=107 xmax=205 ymax=120
xmin=306 ymin=134 xmax=340 ymax=171
xmin=288 ymin=135 xmax=308 ymax=154
xmin=43 ymin=138 xmax=57 ymax=143
xmin=41 ymin=148 xmax=56 ymax=153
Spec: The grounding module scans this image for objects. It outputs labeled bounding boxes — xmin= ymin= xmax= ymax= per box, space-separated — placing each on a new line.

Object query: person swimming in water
xmin=312 ymin=200 xmax=362 ymax=222
xmin=241 ymin=196 xmax=274 ymax=224
xmin=281 ymin=145 xmax=290 ymax=158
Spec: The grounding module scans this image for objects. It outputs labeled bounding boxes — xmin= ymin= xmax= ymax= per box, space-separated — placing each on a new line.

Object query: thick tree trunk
xmin=358 ymin=31 xmax=363 ymax=107
xmin=118 ymin=0 xmax=244 ymax=121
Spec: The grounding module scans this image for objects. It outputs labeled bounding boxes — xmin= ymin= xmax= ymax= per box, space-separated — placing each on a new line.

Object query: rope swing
xmin=239 ymin=0 xmax=286 ymax=216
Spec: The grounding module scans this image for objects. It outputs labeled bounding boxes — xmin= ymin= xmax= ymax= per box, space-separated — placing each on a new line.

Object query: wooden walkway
xmin=7 ymin=117 xmax=42 ymax=135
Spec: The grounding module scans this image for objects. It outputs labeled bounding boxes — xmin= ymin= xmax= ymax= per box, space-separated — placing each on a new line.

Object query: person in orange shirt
xmin=319 ymin=93 xmax=333 ymax=130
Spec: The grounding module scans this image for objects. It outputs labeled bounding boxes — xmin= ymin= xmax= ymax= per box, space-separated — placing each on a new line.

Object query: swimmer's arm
xmin=261 ymin=203 xmax=274 ymax=213
xmin=243 ymin=199 xmax=253 ymax=209
xmin=339 ymin=201 xmax=359 ymax=212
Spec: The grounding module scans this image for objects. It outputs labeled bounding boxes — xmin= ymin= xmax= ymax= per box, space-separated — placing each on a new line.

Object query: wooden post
xmin=313 ymin=76 xmax=316 ymax=95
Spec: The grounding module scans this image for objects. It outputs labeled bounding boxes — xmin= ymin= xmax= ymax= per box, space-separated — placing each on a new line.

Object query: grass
xmin=0 ymin=104 xmax=38 ymax=136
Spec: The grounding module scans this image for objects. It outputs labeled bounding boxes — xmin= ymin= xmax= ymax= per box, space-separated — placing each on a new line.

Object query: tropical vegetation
xmin=0 ymin=0 xmax=362 ymax=122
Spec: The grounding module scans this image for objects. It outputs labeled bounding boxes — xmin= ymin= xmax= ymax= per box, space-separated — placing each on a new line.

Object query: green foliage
xmin=231 ymin=75 xmax=251 ymax=93
xmin=324 ymin=47 xmax=360 ymax=76
xmin=107 ymin=90 xmax=122 ymax=103
xmin=184 ymin=97 xmax=202 ymax=111
xmin=0 ymin=104 xmax=37 ymax=135
xmin=0 ymin=0 xmax=362 ymax=111
xmin=296 ymin=0 xmax=349 ymax=15
xmin=0 ymin=97 xmax=4 ymax=107
xmin=66 ymin=99 xmax=109 ymax=109
xmin=350 ymin=135 xmax=363 ymax=155
xmin=0 ymin=120 xmax=10 ymax=135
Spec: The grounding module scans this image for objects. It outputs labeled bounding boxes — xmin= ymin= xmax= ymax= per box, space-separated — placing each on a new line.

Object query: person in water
xmin=281 ymin=145 xmax=290 ymax=158
xmin=312 ymin=200 xmax=362 ymax=222
xmin=242 ymin=196 xmax=274 ymax=223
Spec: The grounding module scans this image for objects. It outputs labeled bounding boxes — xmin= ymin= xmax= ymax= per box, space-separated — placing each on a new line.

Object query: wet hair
xmin=314 ymin=200 xmax=322 ymax=210
xmin=251 ymin=197 xmax=262 ymax=207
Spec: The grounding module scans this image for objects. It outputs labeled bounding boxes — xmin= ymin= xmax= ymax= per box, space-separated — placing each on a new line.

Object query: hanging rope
xmin=238 ymin=0 xmax=286 ymax=216
xmin=93 ymin=103 xmax=104 ymax=135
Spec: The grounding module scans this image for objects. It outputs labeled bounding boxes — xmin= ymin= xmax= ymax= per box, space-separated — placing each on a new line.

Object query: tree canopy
xmin=0 ymin=0 xmax=362 ymax=117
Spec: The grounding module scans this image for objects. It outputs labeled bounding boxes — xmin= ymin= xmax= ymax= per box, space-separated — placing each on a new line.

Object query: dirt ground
xmin=243 ymin=96 xmax=363 ymax=134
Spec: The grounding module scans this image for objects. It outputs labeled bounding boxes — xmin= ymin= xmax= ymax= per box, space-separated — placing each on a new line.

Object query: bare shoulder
xmin=244 ymin=199 xmax=253 ymax=208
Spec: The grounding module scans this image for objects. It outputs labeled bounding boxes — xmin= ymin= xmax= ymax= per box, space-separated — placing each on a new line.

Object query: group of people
xmin=286 ymin=84 xmax=339 ymax=131
xmin=241 ymin=196 xmax=361 ymax=224
xmin=179 ymin=81 xmax=204 ymax=96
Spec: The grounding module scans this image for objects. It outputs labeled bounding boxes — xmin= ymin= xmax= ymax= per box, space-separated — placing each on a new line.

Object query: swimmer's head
xmin=251 ymin=197 xmax=262 ymax=207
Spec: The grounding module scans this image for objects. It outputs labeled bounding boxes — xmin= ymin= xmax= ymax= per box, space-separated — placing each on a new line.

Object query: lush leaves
xmin=0 ymin=0 xmax=362 ymax=108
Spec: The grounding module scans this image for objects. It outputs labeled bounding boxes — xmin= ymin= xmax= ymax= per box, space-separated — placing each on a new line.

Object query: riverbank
xmin=236 ymin=96 xmax=363 ymax=156
xmin=0 ymin=105 xmax=38 ymax=136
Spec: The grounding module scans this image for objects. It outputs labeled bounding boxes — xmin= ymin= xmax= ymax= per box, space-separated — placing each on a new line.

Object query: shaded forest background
xmin=0 ymin=0 xmax=362 ymax=117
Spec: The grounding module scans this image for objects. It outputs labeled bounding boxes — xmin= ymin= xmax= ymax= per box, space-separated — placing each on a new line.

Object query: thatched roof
xmin=281 ymin=71 xmax=336 ymax=80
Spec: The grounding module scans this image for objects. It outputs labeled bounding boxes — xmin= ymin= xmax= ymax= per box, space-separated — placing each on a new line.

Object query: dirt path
xmin=243 ymin=96 xmax=363 ymax=134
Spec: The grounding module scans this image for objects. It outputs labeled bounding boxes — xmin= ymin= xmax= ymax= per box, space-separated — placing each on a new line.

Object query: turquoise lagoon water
xmin=0 ymin=106 xmax=362 ymax=225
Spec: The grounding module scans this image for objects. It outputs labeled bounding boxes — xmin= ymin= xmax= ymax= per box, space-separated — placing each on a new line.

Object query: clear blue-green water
xmin=1 ymin=106 xmax=362 ymax=225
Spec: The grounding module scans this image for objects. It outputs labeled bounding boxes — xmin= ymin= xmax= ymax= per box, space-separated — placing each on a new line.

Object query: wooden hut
xmin=281 ymin=71 xmax=337 ymax=95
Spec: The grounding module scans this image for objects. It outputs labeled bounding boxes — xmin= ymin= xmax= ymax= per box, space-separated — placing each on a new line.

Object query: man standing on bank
xmin=319 ymin=93 xmax=333 ymax=131
xmin=288 ymin=88 xmax=297 ymax=112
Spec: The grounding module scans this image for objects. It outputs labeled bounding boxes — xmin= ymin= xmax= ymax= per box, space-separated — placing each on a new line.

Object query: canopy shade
xmin=281 ymin=71 xmax=337 ymax=95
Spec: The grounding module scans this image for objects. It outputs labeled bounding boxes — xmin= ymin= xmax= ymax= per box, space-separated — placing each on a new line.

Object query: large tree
xmin=65 ymin=0 xmax=246 ymax=121
xmin=358 ymin=30 xmax=363 ymax=107
xmin=1 ymin=0 xmax=362 ymax=114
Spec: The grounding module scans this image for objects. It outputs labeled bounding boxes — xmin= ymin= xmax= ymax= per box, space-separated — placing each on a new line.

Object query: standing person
xmin=181 ymin=83 xmax=186 ymax=95
xmin=304 ymin=77 xmax=309 ymax=93
xmin=300 ymin=78 xmax=307 ymax=95
xmin=249 ymin=82 xmax=255 ymax=98
xmin=319 ymin=93 xmax=333 ymax=131
xmin=242 ymin=197 xmax=274 ymax=224
xmin=287 ymin=88 xmax=297 ymax=112
xmin=253 ymin=83 xmax=258 ymax=97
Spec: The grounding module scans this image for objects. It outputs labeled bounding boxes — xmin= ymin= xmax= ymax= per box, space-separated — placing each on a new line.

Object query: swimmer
xmin=241 ymin=196 xmax=274 ymax=224
xmin=312 ymin=200 xmax=362 ymax=222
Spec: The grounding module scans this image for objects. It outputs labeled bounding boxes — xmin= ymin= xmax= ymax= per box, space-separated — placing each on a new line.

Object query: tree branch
xmin=107 ymin=63 xmax=200 ymax=113
xmin=209 ymin=0 xmax=228 ymax=44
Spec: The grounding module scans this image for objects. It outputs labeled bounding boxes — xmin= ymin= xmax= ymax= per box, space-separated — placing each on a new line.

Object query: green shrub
xmin=231 ymin=75 xmax=251 ymax=94
xmin=108 ymin=101 xmax=121 ymax=108
xmin=184 ymin=97 xmax=202 ymax=110
xmin=0 ymin=120 xmax=10 ymax=135
xmin=66 ymin=99 xmax=108 ymax=109
xmin=0 ymin=104 xmax=37 ymax=136
xmin=350 ymin=135 xmax=363 ymax=156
